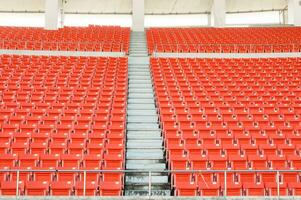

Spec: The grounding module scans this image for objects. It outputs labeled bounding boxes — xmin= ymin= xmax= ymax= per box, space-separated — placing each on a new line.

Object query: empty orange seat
xmin=25 ymin=181 xmax=49 ymax=196
xmin=50 ymin=181 xmax=73 ymax=196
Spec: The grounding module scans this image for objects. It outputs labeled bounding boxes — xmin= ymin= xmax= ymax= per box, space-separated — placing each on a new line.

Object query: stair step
xmin=126 ymin=163 xmax=166 ymax=170
xmin=126 ymin=31 xmax=170 ymax=196
xmin=127 ymin=152 xmax=164 ymax=160
xmin=124 ymin=190 xmax=171 ymax=196
xmin=127 ymin=123 xmax=159 ymax=130
xmin=127 ymin=148 xmax=163 ymax=154
xmin=129 ymin=88 xmax=153 ymax=93
xmin=127 ymin=132 xmax=161 ymax=137
xmin=128 ymin=75 xmax=151 ymax=80
xmin=129 ymin=70 xmax=150 ymax=73
xmin=128 ymin=98 xmax=154 ymax=104
xmin=127 ymin=134 xmax=160 ymax=140
xmin=127 ymin=141 xmax=162 ymax=149
xmin=130 ymin=46 xmax=147 ymax=48
xmin=126 ymin=159 xmax=164 ymax=165
xmin=128 ymin=94 xmax=153 ymax=99
xmin=129 ymin=79 xmax=152 ymax=84
xmin=127 ymin=109 xmax=157 ymax=115
xmin=129 ymin=85 xmax=153 ymax=89
xmin=129 ymin=64 xmax=149 ymax=67
xmin=128 ymin=104 xmax=155 ymax=110
xmin=129 ymin=67 xmax=149 ymax=70
xmin=130 ymin=48 xmax=147 ymax=50
xmin=128 ymin=72 xmax=150 ymax=76
xmin=130 ymin=52 xmax=148 ymax=54
xmin=127 ymin=116 xmax=157 ymax=123
xmin=126 ymin=175 xmax=168 ymax=184
xmin=127 ymin=130 xmax=161 ymax=136
xmin=129 ymin=57 xmax=149 ymax=65
xmin=130 ymin=51 xmax=148 ymax=53
xmin=130 ymin=54 xmax=149 ymax=57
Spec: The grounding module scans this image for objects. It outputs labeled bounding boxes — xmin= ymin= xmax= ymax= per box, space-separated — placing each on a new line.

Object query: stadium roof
xmin=0 ymin=0 xmax=287 ymax=14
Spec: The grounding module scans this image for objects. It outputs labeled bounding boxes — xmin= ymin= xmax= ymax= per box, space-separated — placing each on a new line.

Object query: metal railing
xmin=1 ymin=169 xmax=301 ymax=197
xmin=152 ymin=43 xmax=301 ymax=55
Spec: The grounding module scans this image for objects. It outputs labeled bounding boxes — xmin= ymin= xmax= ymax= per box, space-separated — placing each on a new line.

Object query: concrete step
xmin=126 ymin=151 xmax=164 ymax=160
xmin=126 ymin=159 xmax=165 ymax=165
xmin=129 ymin=54 xmax=149 ymax=57
xmin=129 ymin=69 xmax=150 ymax=73
xmin=130 ymin=44 xmax=147 ymax=46
xmin=130 ymin=48 xmax=147 ymax=50
xmin=128 ymin=71 xmax=150 ymax=76
xmin=126 ymin=175 xmax=168 ymax=184
xmin=127 ymin=130 xmax=161 ymax=137
xmin=130 ymin=51 xmax=148 ymax=54
xmin=128 ymin=98 xmax=154 ymax=104
xmin=124 ymin=190 xmax=171 ymax=196
xmin=129 ymin=83 xmax=152 ymax=87
xmin=129 ymin=64 xmax=149 ymax=67
xmin=127 ymin=123 xmax=159 ymax=130
xmin=127 ymin=134 xmax=161 ymax=140
xmin=126 ymin=31 xmax=170 ymax=196
xmin=129 ymin=79 xmax=152 ymax=84
xmin=126 ymin=163 xmax=166 ymax=170
xmin=129 ymin=56 xmax=149 ymax=65
xmin=130 ymin=49 xmax=148 ymax=55
xmin=127 ymin=116 xmax=158 ymax=123
xmin=129 ymin=88 xmax=153 ymax=93
xmin=128 ymin=93 xmax=153 ymax=99
xmin=128 ymin=104 xmax=155 ymax=110
xmin=129 ymin=68 xmax=150 ymax=72
xmin=130 ymin=46 xmax=147 ymax=49
xmin=130 ymin=41 xmax=146 ymax=43
xmin=127 ymin=135 xmax=161 ymax=141
xmin=127 ymin=148 xmax=163 ymax=154
xmin=130 ymin=43 xmax=146 ymax=45
xmin=128 ymin=75 xmax=151 ymax=80
xmin=127 ymin=109 xmax=157 ymax=116
xmin=127 ymin=140 xmax=162 ymax=149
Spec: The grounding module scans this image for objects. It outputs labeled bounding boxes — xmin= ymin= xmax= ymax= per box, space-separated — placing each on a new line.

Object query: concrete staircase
xmin=125 ymin=31 xmax=170 ymax=196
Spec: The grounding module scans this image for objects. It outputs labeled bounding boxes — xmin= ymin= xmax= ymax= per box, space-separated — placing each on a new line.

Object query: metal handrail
xmin=2 ymin=169 xmax=301 ymax=197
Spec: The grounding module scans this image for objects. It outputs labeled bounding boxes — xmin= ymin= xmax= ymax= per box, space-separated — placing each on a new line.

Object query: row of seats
xmin=0 ymin=153 xmax=122 ymax=169
xmin=0 ymin=26 xmax=130 ymax=53
xmin=147 ymin=27 xmax=301 ymax=53
xmin=0 ymin=55 xmax=127 ymax=196
xmin=0 ymin=180 xmax=122 ymax=196
xmin=174 ymin=172 xmax=301 ymax=196
xmin=150 ymin=57 xmax=301 ymax=196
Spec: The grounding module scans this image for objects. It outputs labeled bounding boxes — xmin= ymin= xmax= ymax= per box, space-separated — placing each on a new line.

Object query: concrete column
xmin=211 ymin=0 xmax=226 ymax=27
xmin=132 ymin=0 xmax=145 ymax=32
xmin=45 ymin=0 xmax=62 ymax=30
xmin=288 ymin=0 xmax=301 ymax=26
xmin=207 ymin=13 xmax=211 ymax=26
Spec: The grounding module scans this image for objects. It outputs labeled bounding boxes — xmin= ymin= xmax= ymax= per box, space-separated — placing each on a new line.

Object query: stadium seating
xmin=147 ymin=27 xmax=301 ymax=54
xmin=0 ymin=26 xmax=130 ymax=53
xmin=0 ymin=55 xmax=127 ymax=196
xmin=150 ymin=57 xmax=301 ymax=196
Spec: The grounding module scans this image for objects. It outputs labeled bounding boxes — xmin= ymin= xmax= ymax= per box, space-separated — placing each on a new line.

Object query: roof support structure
xmin=132 ymin=0 xmax=145 ymax=31
xmin=288 ymin=0 xmax=301 ymax=26
xmin=45 ymin=0 xmax=62 ymax=30
xmin=211 ymin=0 xmax=226 ymax=27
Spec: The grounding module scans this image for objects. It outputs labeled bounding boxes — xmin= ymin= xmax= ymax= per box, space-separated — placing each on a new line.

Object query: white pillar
xmin=132 ymin=0 xmax=145 ymax=32
xmin=207 ymin=13 xmax=211 ymax=26
xmin=288 ymin=0 xmax=301 ymax=26
xmin=45 ymin=0 xmax=61 ymax=30
xmin=211 ymin=0 xmax=226 ymax=27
